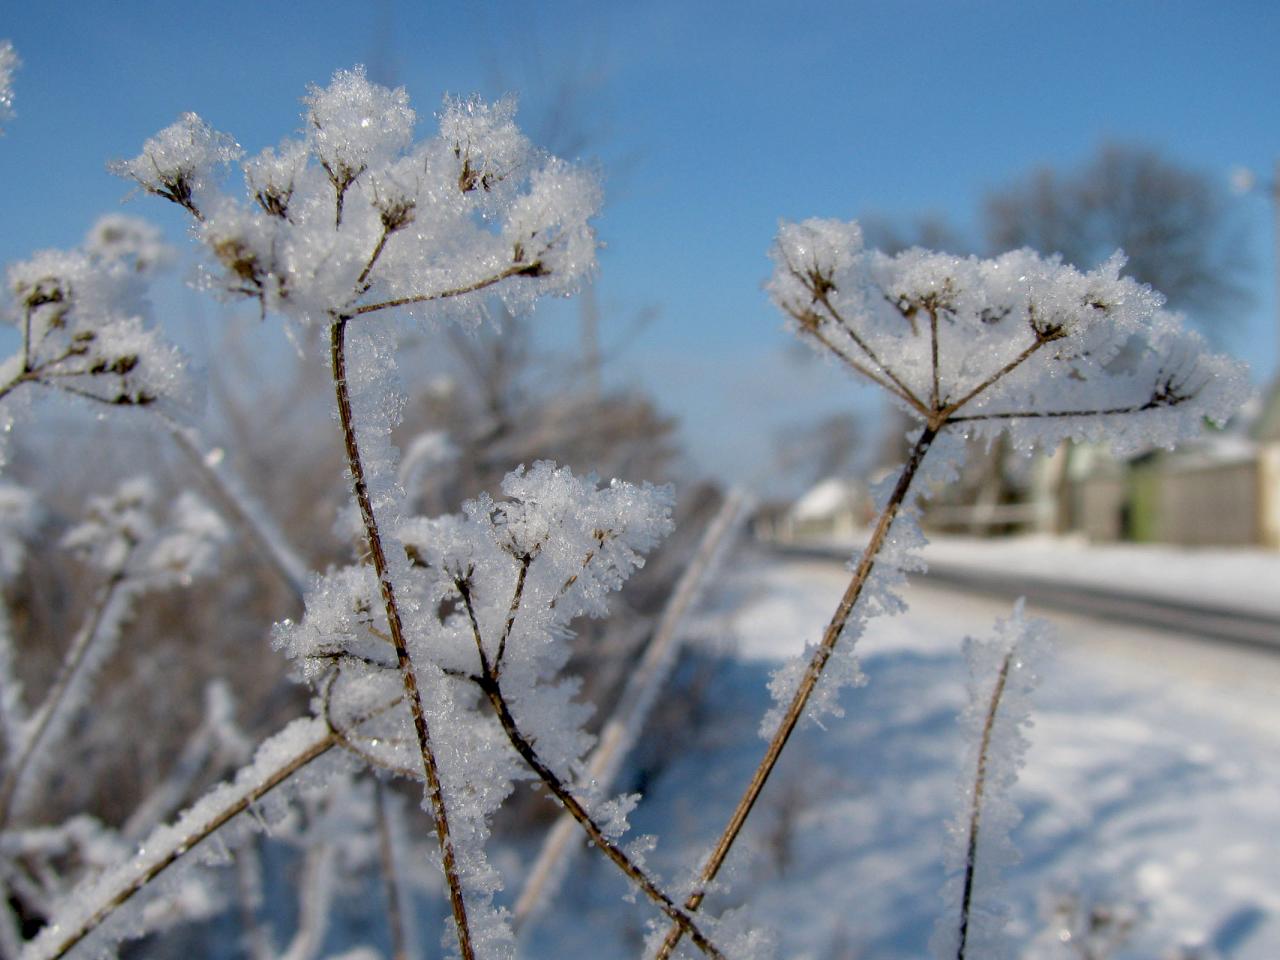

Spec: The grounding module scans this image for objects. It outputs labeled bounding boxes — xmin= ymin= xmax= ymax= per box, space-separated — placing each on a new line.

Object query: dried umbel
xmin=110 ymin=68 xmax=601 ymax=329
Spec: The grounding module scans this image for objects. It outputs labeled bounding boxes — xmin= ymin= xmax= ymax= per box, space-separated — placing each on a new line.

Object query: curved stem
xmin=351 ymin=262 xmax=541 ymax=318
xmin=955 ymin=651 xmax=1013 ymax=960
xmin=329 ymin=315 xmax=475 ymax=960
xmin=478 ymin=676 xmax=726 ymax=960
xmin=653 ymin=425 xmax=938 ymax=959
xmin=34 ymin=721 xmax=337 ymax=960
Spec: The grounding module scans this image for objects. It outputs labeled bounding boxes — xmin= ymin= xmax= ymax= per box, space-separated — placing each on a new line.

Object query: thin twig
xmin=929 ymin=303 xmax=941 ymax=411
xmin=329 ymin=315 xmax=475 ymax=960
xmin=351 ymin=262 xmax=543 ymax=319
xmin=792 ymin=315 xmax=930 ymax=416
xmin=955 ymin=651 xmax=1013 ymax=960
xmin=478 ymin=675 xmax=727 ymax=960
xmin=948 ymin=398 xmax=1164 ymax=423
xmin=355 ymin=226 xmax=393 ymax=293
xmin=494 ymin=552 xmax=532 ymax=673
xmin=653 ymin=426 xmax=938 ymax=960
xmin=35 ymin=723 xmax=337 ymax=960
xmin=810 ymin=287 xmax=926 ymax=412
xmin=515 ymin=490 xmax=750 ymax=928
xmin=939 ymin=336 xmax=1049 ymax=419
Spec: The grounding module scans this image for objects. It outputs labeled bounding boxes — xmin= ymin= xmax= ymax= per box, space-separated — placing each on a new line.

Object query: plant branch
xmin=356 ymin=226 xmax=393 ymax=293
xmin=32 ymin=720 xmax=337 ymax=960
xmin=789 ymin=312 xmax=930 ymax=416
xmin=476 ymin=674 xmax=727 ymax=960
xmin=494 ymin=552 xmax=532 ymax=673
xmin=329 ymin=314 xmax=475 ymax=960
xmin=351 ymin=262 xmax=543 ymax=319
xmin=929 ymin=303 xmax=941 ymax=410
xmin=810 ymin=286 xmax=926 ymax=411
xmin=948 ymin=397 xmax=1169 ymax=423
xmin=654 ymin=425 xmax=939 ymax=960
xmin=955 ymin=651 xmax=1013 ymax=960
xmin=939 ymin=335 xmax=1051 ymax=420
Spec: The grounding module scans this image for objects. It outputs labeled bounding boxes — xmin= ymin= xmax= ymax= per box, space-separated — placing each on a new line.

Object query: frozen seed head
xmin=110 ymin=113 xmax=241 ymax=219
xmin=119 ymin=66 xmax=602 ymax=328
xmin=768 ymin=217 xmax=1249 ymax=456
xmin=306 ymin=66 xmax=414 ymax=189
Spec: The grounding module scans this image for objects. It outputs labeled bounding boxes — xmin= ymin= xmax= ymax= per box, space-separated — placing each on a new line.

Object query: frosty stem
xmin=955 ymin=650 xmax=1013 ymax=960
xmin=329 ymin=314 xmax=476 ymax=960
xmin=37 ymin=722 xmax=338 ymax=960
xmin=451 ymin=564 xmax=727 ymax=958
xmin=653 ymin=424 xmax=939 ymax=960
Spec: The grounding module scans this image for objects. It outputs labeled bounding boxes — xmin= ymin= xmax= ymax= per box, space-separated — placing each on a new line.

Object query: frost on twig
xmin=1 ymin=215 xmax=186 ymax=418
xmin=114 ymin=67 xmax=601 ymax=328
xmin=934 ymin=600 xmax=1053 ymax=960
xmin=0 ymin=478 xmax=227 ymax=827
xmin=274 ymin=462 xmax=684 ymax=950
xmin=654 ymin=221 xmax=1249 ymax=960
xmin=25 ymin=717 xmax=339 ymax=960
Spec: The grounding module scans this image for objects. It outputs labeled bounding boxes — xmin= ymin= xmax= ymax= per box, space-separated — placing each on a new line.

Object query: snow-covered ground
xmin=924 ymin=534 xmax=1280 ymax=618
xmin=525 ymin=548 xmax=1280 ymax=959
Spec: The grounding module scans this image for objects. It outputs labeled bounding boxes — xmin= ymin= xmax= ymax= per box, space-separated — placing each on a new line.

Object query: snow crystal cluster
xmin=768 ymin=218 xmax=1248 ymax=455
xmin=760 ymin=216 xmax=1249 ymax=731
xmin=61 ymin=476 xmax=227 ymax=586
xmin=2 ymin=215 xmax=185 ymax=412
xmin=274 ymin=461 xmax=672 ymax=944
xmin=112 ymin=67 xmax=601 ymax=328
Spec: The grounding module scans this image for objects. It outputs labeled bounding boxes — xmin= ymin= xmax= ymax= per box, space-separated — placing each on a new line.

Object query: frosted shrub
xmin=0 ymin=49 xmax=1251 ymax=960
xmin=650 ymin=219 xmax=1248 ymax=960
xmin=16 ymin=66 xmax=738 ymax=960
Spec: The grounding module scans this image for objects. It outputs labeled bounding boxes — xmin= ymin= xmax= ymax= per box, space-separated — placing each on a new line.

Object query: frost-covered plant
xmin=934 ymin=601 xmax=1051 ymax=960
xmin=31 ymin=66 xmax=734 ymax=960
xmin=651 ymin=219 xmax=1248 ymax=959
xmin=0 ymin=477 xmax=227 ymax=826
xmin=1 ymin=216 xmax=185 ymax=413
xmin=0 ymin=478 xmax=228 ymax=956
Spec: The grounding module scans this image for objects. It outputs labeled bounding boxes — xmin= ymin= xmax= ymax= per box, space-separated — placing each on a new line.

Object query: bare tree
xmin=984 ymin=143 xmax=1252 ymax=336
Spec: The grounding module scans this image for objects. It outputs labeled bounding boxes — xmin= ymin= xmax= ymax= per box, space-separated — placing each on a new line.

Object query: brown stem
xmin=794 ymin=316 xmax=931 ymax=417
xmin=494 ymin=553 xmax=532 ymax=672
xmin=352 ymin=262 xmax=543 ymax=318
xmin=356 ymin=226 xmax=393 ymax=293
xmin=929 ymin=304 xmax=941 ymax=411
xmin=329 ymin=315 xmax=476 ymax=960
xmin=811 ymin=288 xmax=927 ymax=412
xmin=956 ymin=651 xmax=1013 ymax=960
xmin=41 ymin=724 xmax=337 ymax=960
xmin=949 ymin=398 xmax=1163 ymax=423
xmin=939 ymin=337 xmax=1048 ymax=419
xmin=478 ymin=675 xmax=726 ymax=960
xmin=654 ymin=425 xmax=938 ymax=960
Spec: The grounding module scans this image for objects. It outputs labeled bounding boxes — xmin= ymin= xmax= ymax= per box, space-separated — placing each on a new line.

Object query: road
xmin=773 ymin=541 xmax=1280 ymax=653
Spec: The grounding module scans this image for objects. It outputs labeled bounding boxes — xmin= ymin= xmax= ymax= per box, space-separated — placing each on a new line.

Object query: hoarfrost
xmin=932 ymin=600 xmax=1053 ymax=960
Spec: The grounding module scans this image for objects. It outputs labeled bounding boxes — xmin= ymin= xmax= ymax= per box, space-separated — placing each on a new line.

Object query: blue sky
xmin=2 ymin=1 xmax=1278 ymax=492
